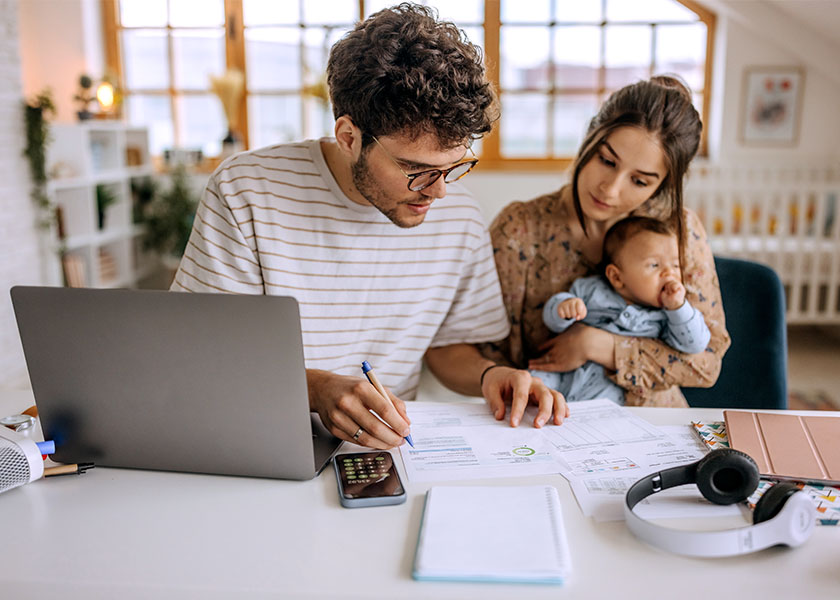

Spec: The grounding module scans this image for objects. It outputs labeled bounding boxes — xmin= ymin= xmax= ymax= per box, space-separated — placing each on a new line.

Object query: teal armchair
xmin=681 ymin=257 xmax=788 ymax=409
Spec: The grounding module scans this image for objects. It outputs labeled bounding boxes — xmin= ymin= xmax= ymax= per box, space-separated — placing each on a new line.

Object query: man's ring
xmin=352 ymin=427 xmax=363 ymax=441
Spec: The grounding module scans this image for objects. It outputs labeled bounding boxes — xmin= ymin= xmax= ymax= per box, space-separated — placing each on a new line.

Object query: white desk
xmin=0 ymin=388 xmax=837 ymax=599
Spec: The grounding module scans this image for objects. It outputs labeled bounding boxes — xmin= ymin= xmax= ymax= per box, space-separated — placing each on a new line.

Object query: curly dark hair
xmin=327 ymin=2 xmax=498 ymax=148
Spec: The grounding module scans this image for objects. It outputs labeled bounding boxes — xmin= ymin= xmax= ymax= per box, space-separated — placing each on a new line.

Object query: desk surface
xmin=0 ymin=387 xmax=837 ymax=599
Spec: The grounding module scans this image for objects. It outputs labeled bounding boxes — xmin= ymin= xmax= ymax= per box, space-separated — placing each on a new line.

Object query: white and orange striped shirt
xmin=171 ymin=139 xmax=509 ymax=400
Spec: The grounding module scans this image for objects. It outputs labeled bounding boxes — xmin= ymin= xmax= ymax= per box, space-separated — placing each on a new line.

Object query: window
xmin=489 ymin=0 xmax=714 ymax=168
xmin=104 ymin=0 xmax=714 ymax=166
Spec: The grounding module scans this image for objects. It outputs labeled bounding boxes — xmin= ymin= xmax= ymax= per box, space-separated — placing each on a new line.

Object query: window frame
xmin=102 ymin=0 xmax=715 ymax=169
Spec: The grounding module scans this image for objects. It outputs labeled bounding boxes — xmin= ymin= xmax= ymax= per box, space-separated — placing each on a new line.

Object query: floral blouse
xmin=483 ymin=185 xmax=731 ymax=407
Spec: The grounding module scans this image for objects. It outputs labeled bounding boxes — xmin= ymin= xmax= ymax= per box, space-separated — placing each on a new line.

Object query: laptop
xmin=10 ymin=286 xmax=341 ymax=480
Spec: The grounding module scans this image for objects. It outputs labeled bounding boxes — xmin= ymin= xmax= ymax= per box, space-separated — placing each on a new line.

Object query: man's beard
xmin=350 ymin=150 xmax=421 ymax=228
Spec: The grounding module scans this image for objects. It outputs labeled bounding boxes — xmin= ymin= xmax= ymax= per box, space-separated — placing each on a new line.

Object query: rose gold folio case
xmin=724 ymin=410 xmax=840 ymax=485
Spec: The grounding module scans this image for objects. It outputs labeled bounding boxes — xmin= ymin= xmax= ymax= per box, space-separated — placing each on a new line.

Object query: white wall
xmin=710 ymin=15 xmax=840 ymax=163
xmin=19 ymin=0 xmax=103 ymax=124
xmin=462 ymin=171 xmax=569 ymax=223
xmin=0 ymin=0 xmax=45 ymax=388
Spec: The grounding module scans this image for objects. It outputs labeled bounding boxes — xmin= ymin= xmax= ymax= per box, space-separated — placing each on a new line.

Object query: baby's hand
xmin=558 ymin=297 xmax=587 ymax=321
xmin=660 ymin=280 xmax=686 ymax=310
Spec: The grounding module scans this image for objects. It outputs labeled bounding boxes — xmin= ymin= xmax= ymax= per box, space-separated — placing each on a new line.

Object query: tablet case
xmin=724 ymin=410 xmax=840 ymax=485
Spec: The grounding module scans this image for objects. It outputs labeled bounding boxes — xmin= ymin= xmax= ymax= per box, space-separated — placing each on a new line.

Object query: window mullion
xmin=167 ymin=0 xmax=178 ymax=149
xmin=547 ymin=11 xmax=556 ymax=158
xmin=598 ymin=4 xmax=606 ymax=99
xmin=298 ymin=0 xmax=307 ymax=138
xmin=225 ymin=0 xmax=248 ymax=149
xmin=483 ymin=0 xmax=501 ymax=162
xmin=650 ymin=23 xmax=657 ymax=79
xmin=102 ymin=1 xmax=124 ymax=119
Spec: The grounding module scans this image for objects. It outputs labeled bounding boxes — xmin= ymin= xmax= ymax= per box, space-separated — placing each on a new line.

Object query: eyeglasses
xmin=370 ymin=135 xmax=478 ymax=192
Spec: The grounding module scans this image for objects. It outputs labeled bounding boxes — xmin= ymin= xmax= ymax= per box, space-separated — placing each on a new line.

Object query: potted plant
xmin=131 ymin=176 xmax=157 ymax=224
xmin=23 ymin=89 xmax=56 ymax=228
xmin=96 ymin=184 xmax=118 ymax=230
xmin=74 ymin=74 xmax=95 ymax=121
xmin=141 ymin=165 xmax=199 ymax=265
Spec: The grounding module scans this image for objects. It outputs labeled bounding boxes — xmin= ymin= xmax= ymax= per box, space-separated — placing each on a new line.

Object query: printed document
xmin=565 ymin=425 xmax=743 ymax=521
xmin=399 ymin=402 xmax=567 ymax=482
xmin=399 ymin=399 xmax=742 ymax=521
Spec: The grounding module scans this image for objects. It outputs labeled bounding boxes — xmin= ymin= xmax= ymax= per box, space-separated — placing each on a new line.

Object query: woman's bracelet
xmin=479 ymin=364 xmax=505 ymax=388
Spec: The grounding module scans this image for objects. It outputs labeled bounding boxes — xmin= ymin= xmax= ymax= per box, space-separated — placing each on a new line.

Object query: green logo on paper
xmin=512 ymin=446 xmax=535 ymax=456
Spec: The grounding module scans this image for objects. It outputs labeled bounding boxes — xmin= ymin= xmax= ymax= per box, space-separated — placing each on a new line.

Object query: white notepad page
xmin=413 ymin=485 xmax=571 ymax=584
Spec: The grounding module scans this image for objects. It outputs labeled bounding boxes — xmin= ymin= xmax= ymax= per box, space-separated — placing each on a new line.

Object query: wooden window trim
xmin=103 ymin=0 xmax=714 ymax=170
xmin=482 ymin=0 xmax=715 ymax=165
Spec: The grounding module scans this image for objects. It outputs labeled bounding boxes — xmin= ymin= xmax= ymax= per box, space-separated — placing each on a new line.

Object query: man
xmin=171 ymin=3 xmax=567 ymax=449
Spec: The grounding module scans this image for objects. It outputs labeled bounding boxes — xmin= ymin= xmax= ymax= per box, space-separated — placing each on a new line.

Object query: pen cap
xmin=36 ymin=440 xmax=55 ymax=455
xmin=0 ymin=427 xmax=45 ymax=493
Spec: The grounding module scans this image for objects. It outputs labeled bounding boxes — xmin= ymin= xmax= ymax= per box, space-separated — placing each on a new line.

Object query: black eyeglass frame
xmin=369 ymin=135 xmax=479 ymax=192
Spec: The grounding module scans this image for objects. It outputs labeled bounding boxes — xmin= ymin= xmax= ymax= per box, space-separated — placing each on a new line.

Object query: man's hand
xmin=306 ymin=369 xmax=411 ymax=449
xmin=660 ymin=280 xmax=686 ymax=310
xmin=481 ymin=366 xmax=569 ymax=428
xmin=557 ymin=297 xmax=587 ymax=321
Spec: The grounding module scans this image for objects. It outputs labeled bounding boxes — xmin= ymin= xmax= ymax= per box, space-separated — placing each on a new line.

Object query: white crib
xmin=685 ymin=163 xmax=840 ymax=324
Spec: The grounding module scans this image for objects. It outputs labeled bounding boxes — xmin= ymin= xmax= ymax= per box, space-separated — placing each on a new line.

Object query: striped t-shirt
xmin=171 ymin=139 xmax=510 ymax=400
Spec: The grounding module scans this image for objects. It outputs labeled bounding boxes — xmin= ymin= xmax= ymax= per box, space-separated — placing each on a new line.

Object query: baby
xmin=531 ymin=216 xmax=711 ymax=405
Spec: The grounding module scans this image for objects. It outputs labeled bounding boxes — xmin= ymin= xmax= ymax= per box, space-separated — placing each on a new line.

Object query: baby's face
xmin=611 ymin=231 xmax=681 ymax=307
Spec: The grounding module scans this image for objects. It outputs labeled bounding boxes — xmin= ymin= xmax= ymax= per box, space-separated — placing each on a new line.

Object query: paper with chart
xmin=564 ymin=425 xmax=744 ymax=522
xmin=539 ymin=401 xmax=741 ymax=521
xmin=399 ymin=399 xmax=741 ymax=521
xmin=401 ymin=399 xmax=702 ymax=484
xmin=399 ymin=402 xmax=567 ymax=482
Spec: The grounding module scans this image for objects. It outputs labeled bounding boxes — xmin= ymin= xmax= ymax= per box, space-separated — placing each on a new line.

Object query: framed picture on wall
xmin=740 ymin=67 xmax=805 ymax=145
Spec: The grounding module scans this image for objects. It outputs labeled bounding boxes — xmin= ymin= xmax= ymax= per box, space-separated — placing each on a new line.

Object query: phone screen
xmin=336 ymin=452 xmax=405 ymax=499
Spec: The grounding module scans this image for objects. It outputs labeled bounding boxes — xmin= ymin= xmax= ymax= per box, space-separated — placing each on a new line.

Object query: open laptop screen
xmin=11 ymin=286 xmax=340 ymax=480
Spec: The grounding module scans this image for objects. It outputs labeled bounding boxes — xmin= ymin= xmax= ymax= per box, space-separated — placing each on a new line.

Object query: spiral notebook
xmin=413 ymin=485 xmax=571 ymax=585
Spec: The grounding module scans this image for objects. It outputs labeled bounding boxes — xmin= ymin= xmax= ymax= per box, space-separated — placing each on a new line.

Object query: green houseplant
xmin=142 ymin=165 xmax=198 ymax=261
xmin=23 ymin=89 xmax=56 ymax=228
xmin=131 ymin=176 xmax=157 ymax=224
xmin=95 ymin=184 xmax=119 ymax=230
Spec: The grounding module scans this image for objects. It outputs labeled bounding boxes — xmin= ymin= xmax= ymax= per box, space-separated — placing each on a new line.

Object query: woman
xmin=484 ymin=76 xmax=730 ymax=408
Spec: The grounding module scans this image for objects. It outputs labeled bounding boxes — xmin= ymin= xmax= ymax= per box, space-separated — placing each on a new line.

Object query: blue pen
xmin=361 ymin=361 xmax=414 ymax=447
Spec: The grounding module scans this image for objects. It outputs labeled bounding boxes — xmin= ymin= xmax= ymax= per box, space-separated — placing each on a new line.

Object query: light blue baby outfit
xmin=531 ymin=275 xmax=711 ymax=405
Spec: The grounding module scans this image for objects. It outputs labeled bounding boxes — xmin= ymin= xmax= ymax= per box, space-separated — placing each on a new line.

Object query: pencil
xmin=361 ymin=361 xmax=414 ymax=447
xmin=44 ymin=463 xmax=95 ymax=477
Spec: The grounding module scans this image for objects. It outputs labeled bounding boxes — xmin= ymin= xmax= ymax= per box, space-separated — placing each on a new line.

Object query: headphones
xmin=624 ymin=448 xmax=815 ymax=557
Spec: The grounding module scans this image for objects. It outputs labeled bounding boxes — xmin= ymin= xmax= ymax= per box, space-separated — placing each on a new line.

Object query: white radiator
xmin=685 ymin=163 xmax=840 ymax=324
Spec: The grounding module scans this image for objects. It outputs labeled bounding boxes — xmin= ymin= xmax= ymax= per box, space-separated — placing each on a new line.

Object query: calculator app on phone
xmin=334 ymin=451 xmax=406 ymax=508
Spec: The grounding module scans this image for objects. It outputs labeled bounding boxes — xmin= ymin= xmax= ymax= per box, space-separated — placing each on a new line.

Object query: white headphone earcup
xmin=771 ymin=491 xmax=816 ymax=548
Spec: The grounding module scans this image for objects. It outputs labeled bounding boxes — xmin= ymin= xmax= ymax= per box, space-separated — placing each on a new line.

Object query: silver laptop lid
xmin=11 ymin=286 xmax=340 ymax=480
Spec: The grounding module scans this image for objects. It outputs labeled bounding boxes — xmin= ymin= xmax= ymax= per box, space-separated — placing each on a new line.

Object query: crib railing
xmin=685 ymin=163 xmax=840 ymax=324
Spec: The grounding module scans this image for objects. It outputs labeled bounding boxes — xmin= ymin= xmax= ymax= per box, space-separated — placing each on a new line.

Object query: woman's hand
xmin=528 ymin=322 xmax=617 ymax=372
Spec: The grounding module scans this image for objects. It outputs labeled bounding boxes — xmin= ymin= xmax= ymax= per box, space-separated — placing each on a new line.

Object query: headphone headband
xmin=624 ymin=449 xmax=816 ymax=557
xmin=625 ymin=463 xmax=696 ymax=509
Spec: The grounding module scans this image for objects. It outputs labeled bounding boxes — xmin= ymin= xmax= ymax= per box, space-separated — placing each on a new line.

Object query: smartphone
xmin=333 ymin=451 xmax=407 ymax=508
